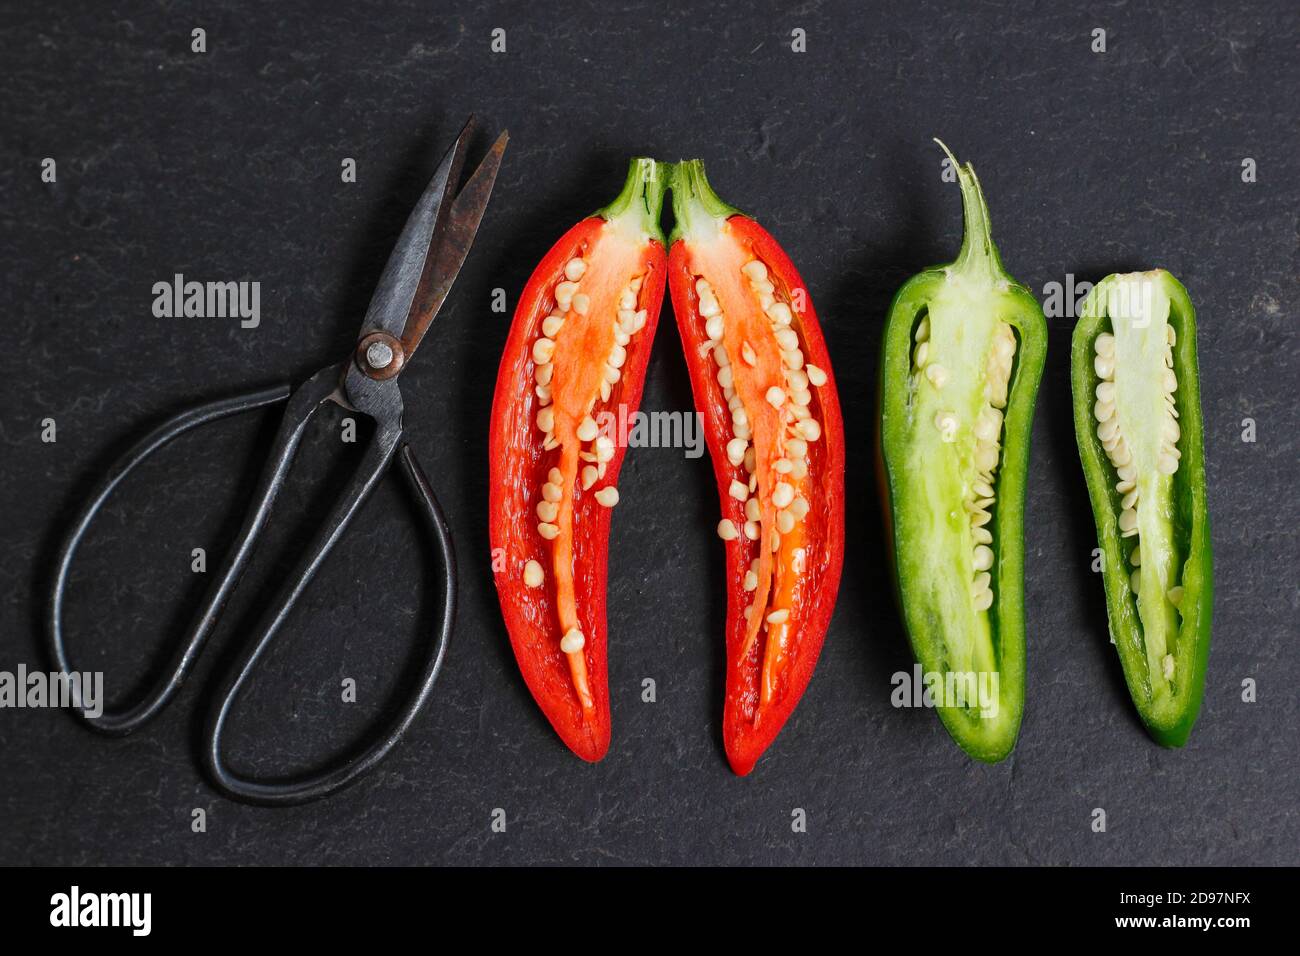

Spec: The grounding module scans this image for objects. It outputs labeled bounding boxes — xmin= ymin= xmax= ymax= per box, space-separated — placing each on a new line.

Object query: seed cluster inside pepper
xmin=1088 ymin=274 xmax=1186 ymax=686
xmin=698 ymin=255 xmax=828 ymax=711
xmin=530 ymin=245 xmax=651 ymax=714
xmin=916 ymin=313 xmax=1017 ymax=615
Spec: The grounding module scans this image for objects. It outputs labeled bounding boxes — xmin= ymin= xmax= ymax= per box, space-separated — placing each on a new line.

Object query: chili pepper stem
xmin=934 ymin=139 xmax=1005 ymax=282
xmin=597 ymin=156 xmax=668 ymax=245
xmin=667 ymin=159 xmax=743 ymax=245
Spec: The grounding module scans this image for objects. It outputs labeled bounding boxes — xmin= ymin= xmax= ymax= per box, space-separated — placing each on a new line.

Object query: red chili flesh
xmin=489 ymin=163 xmax=666 ymax=761
xmin=667 ymin=164 xmax=845 ymax=774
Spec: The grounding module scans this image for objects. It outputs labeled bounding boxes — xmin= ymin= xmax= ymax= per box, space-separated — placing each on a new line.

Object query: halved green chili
xmin=1071 ymin=271 xmax=1212 ymax=746
xmin=878 ymin=143 xmax=1047 ymax=762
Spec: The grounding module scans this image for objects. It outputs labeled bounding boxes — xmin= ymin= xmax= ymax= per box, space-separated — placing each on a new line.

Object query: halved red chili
xmin=667 ymin=160 xmax=845 ymax=775
xmin=489 ymin=158 xmax=668 ymax=761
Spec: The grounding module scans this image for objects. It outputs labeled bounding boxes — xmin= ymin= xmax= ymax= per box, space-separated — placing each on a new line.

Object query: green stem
xmin=596 ymin=157 xmax=667 ymax=245
xmin=667 ymin=159 xmax=742 ymax=245
xmin=934 ymin=139 xmax=1005 ymax=280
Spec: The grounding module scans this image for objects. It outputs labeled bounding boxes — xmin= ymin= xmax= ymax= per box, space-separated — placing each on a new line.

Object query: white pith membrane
xmin=902 ymin=267 xmax=1018 ymax=680
xmin=706 ymin=256 xmax=828 ymax=718
xmin=1092 ymin=274 xmax=1184 ymax=686
xmin=526 ymin=235 xmax=650 ymax=714
xmin=918 ymin=312 xmax=1016 ymax=616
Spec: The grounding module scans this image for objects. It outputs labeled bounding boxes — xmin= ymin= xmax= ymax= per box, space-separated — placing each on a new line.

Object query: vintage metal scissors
xmin=48 ymin=118 xmax=506 ymax=805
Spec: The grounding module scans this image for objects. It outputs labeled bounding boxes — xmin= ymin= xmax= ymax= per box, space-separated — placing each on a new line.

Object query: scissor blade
xmin=359 ymin=118 xmax=476 ymax=341
xmin=398 ymin=129 xmax=509 ymax=360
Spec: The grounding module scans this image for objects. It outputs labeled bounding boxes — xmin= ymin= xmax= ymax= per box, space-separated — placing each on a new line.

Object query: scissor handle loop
xmin=47 ymin=383 xmax=293 ymax=734
xmin=49 ymin=367 xmax=457 ymax=805
xmin=202 ymin=445 xmax=456 ymax=805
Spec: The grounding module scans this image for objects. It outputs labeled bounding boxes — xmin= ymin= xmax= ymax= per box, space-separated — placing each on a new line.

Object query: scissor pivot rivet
xmin=366 ymin=341 xmax=395 ymax=369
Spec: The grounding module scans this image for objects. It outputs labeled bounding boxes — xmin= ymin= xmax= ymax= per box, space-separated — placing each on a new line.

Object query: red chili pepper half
xmin=489 ymin=159 xmax=668 ymax=761
xmin=667 ymin=160 xmax=845 ymax=775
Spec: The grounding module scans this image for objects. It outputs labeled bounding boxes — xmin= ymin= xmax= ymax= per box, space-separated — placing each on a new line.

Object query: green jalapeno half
xmin=1072 ymin=271 xmax=1212 ymax=746
xmin=878 ymin=143 xmax=1047 ymax=762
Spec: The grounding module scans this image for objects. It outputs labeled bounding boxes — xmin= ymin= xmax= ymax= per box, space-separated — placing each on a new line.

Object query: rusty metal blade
xmin=399 ymin=129 xmax=509 ymax=360
xmin=358 ymin=117 xmax=476 ymax=342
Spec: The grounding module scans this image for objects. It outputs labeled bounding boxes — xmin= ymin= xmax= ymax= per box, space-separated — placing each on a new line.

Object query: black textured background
xmin=1 ymin=1 xmax=1296 ymax=866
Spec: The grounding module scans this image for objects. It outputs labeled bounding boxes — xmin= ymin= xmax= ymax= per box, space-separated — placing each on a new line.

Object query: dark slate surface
xmin=0 ymin=1 xmax=1295 ymax=866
